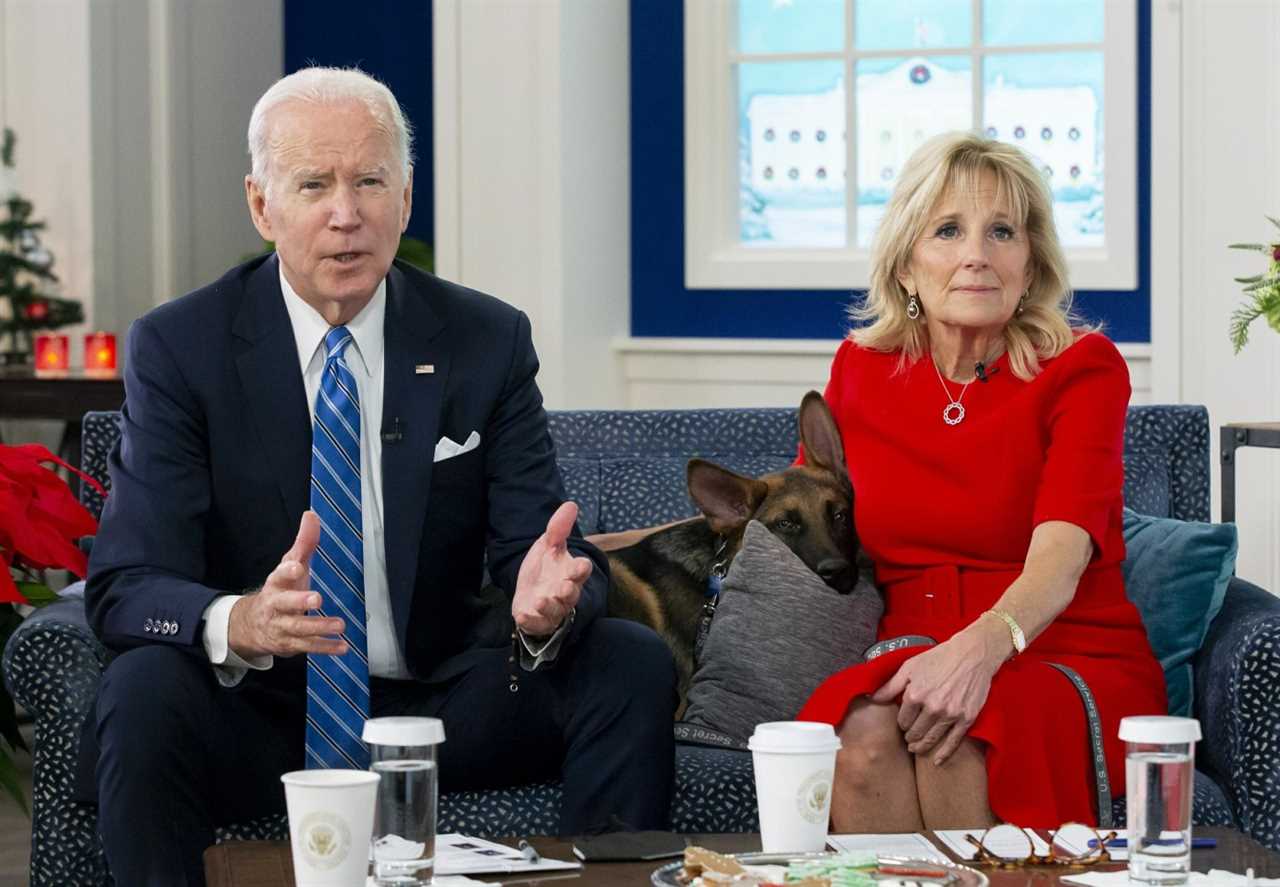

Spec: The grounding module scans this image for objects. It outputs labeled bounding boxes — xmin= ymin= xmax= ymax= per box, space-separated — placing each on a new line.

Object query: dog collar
xmin=706 ymin=573 xmax=722 ymax=598
xmin=707 ymin=536 xmax=729 ymax=598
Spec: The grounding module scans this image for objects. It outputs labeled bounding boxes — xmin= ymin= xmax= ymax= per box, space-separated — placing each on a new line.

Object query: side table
xmin=1220 ymin=422 xmax=1280 ymax=523
xmin=0 ymin=373 xmax=126 ymax=495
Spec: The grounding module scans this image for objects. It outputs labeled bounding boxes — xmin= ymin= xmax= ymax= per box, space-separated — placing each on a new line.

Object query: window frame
xmin=683 ymin=0 xmax=1138 ymax=291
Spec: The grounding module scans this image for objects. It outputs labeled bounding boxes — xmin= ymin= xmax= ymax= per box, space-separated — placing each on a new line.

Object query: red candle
xmin=84 ymin=331 xmax=118 ymax=377
xmin=34 ymin=334 xmax=70 ymax=377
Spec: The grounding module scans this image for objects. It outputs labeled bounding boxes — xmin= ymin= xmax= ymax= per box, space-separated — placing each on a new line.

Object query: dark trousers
xmin=94 ymin=617 xmax=677 ymax=887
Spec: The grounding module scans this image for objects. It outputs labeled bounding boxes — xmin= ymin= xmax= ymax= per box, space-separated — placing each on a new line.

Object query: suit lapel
xmin=233 ymin=256 xmax=311 ymax=523
xmin=381 ymin=264 xmax=449 ymax=642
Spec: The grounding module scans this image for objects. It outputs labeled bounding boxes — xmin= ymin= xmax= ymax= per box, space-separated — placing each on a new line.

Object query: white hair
xmin=247 ymin=66 xmax=414 ymax=197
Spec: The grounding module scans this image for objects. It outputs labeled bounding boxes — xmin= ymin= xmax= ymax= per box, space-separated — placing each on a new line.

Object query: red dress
xmin=798 ymin=332 xmax=1167 ymax=826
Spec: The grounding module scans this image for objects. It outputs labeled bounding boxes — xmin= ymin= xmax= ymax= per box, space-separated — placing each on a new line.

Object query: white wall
xmin=1166 ymin=0 xmax=1280 ymax=590
xmin=434 ymin=0 xmax=630 ymax=409
xmin=0 ymin=0 xmax=281 ymax=447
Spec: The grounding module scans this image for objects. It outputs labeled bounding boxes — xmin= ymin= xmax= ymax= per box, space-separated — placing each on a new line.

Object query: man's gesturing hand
xmin=512 ymin=501 xmax=593 ymax=637
xmin=227 ymin=510 xmax=349 ymax=659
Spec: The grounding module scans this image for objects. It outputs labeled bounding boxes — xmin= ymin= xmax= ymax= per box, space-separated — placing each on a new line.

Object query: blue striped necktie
xmin=305 ymin=326 xmax=371 ymax=770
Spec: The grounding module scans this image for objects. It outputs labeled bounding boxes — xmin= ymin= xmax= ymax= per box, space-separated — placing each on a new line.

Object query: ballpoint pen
xmin=1088 ymin=837 xmax=1217 ymax=849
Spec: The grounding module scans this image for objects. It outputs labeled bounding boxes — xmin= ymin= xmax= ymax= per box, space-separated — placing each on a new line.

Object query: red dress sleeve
xmin=795 ymin=339 xmax=854 ymax=466
xmin=1031 ymin=333 xmax=1130 ymax=554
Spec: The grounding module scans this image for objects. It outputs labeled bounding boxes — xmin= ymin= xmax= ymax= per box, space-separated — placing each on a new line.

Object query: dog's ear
xmin=686 ymin=459 xmax=769 ymax=534
xmin=798 ymin=390 xmax=846 ymax=474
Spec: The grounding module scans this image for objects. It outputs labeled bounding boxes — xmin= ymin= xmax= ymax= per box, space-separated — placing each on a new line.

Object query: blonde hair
xmin=850 ymin=131 xmax=1089 ymax=380
xmin=247 ymin=66 xmax=413 ymax=198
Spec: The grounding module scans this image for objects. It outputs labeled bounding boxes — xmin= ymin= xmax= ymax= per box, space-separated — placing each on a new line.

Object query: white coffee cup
xmin=748 ymin=721 xmax=841 ymax=853
xmin=281 ymin=769 xmax=380 ymax=887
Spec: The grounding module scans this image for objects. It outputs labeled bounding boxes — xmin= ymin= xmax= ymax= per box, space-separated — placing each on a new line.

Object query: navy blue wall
xmin=283 ymin=1 xmax=434 ymax=247
xmin=630 ymin=0 xmax=1152 ymax=342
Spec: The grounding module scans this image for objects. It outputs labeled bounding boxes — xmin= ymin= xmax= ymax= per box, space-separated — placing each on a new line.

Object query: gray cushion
xmin=682 ymin=521 xmax=883 ymax=745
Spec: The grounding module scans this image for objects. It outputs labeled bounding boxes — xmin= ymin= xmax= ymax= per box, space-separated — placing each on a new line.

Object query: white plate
xmin=650 ymin=852 xmax=990 ymax=887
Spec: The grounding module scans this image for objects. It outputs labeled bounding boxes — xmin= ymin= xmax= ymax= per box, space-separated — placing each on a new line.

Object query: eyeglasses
xmin=966 ymin=823 xmax=1117 ymax=868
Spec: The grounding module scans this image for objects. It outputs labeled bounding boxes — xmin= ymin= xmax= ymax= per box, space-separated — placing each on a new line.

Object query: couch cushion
xmin=1121 ymin=508 xmax=1237 ymax=717
xmin=683 ymin=522 xmax=881 ymax=745
xmin=598 ymin=456 xmax=793 ymax=533
xmin=1122 ymin=452 xmax=1172 ymax=518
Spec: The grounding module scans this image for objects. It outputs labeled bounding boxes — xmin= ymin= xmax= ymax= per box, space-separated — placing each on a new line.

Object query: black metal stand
xmin=1220 ymin=422 xmax=1280 ymax=523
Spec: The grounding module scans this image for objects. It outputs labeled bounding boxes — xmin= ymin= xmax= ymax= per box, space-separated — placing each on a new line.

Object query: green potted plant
xmin=0 ymin=443 xmax=100 ymax=812
xmin=1228 ymin=216 xmax=1280 ymax=353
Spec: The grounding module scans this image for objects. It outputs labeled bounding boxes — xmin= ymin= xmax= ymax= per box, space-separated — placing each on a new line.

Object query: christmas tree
xmin=0 ymin=128 xmax=83 ymax=367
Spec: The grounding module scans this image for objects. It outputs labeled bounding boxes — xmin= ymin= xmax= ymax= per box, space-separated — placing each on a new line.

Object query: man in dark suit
xmin=85 ymin=67 xmax=677 ymax=886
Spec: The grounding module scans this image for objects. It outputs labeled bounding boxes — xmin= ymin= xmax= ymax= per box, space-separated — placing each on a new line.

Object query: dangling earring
xmin=906 ymin=293 xmax=921 ymax=320
xmin=1016 ymin=291 xmax=1027 ymax=316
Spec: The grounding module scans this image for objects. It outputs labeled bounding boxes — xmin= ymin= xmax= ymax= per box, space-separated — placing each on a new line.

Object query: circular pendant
xmin=943 ymin=402 xmax=965 ymax=425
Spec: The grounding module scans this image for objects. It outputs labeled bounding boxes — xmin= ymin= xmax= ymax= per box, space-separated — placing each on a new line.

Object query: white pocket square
xmin=434 ymin=430 xmax=481 ymax=463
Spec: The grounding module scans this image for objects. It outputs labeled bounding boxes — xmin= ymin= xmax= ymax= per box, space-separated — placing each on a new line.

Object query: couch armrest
xmin=3 ymin=597 xmax=113 ymax=887
xmin=1192 ymin=576 xmax=1280 ymax=850
xmin=3 ymin=597 xmax=109 ymax=720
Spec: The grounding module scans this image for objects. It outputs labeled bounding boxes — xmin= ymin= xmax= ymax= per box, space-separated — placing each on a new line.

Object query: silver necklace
xmin=931 ymin=358 xmax=973 ymax=426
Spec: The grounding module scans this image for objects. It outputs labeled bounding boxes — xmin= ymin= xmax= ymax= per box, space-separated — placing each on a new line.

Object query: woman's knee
xmin=835 ymin=701 xmax=909 ymax=789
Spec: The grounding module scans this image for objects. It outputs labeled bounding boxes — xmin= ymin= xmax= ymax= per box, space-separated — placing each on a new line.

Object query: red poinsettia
xmin=0 ymin=443 xmax=102 ymax=603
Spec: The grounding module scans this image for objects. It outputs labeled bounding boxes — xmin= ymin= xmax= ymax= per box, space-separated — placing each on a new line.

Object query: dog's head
xmin=685 ymin=391 xmax=859 ymax=592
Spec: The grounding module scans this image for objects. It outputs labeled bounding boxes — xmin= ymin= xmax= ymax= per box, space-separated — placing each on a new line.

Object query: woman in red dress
xmin=800 ymin=132 xmax=1166 ymax=832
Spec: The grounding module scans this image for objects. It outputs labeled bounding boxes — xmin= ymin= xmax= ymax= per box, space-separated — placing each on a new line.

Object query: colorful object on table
xmin=84 ymin=331 xmax=117 ymax=376
xmin=34 ymin=333 xmax=69 ymax=376
xmin=1227 ymin=215 xmax=1280 ymax=353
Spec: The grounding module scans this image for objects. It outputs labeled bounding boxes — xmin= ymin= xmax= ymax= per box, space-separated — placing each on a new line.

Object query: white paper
xmin=827 ymin=833 xmax=950 ymax=863
xmin=432 ymin=833 xmax=582 ymax=875
xmin=1062 ymin=870 xmax=1280 ymax=887
xmin=369 ymin=878 xmax=489 ymax=887
xmin=933 ymin=828 xmax=1050 ymax=861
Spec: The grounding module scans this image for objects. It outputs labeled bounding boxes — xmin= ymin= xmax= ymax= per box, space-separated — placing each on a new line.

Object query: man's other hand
xmin=512 ymin=501 xmax=593 ymax=637
xmin=227 ymin=510 xmax=349 ymax=658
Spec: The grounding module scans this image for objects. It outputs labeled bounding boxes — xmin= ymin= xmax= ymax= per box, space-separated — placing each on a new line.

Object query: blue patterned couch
xmin=5 ymin=404 xmax=1280 ymax=886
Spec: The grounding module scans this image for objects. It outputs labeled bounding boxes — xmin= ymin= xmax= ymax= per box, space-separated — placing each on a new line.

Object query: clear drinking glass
xmin=363 ymin=717 xmax=446 ymax=886
xmin=1120 ymin=716 xmax=1201 ymax=885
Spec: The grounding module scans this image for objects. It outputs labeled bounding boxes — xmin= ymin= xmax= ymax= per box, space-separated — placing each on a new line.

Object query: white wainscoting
xmin=615 ymin=338 xmax=1153 ymax=409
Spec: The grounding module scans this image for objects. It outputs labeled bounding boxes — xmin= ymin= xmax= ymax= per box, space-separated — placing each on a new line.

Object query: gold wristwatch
xmin=986 ymin=608 xmax=1027 ymax=655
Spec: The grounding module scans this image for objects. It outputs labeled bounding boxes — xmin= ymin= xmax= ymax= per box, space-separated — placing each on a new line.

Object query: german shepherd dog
xmin=605 ymin=391 xmax=858 ymax=700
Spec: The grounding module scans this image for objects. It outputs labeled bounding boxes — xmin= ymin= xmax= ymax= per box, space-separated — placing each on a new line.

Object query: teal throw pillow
xmin=1121 ymin=507 xmax=1237 ymax=718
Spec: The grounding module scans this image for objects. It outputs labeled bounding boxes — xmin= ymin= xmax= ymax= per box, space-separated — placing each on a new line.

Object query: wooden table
xmin=0 ymin=373 xmax=125 ymax=494
xmin=204 ymin=827 xmax=1280 ymax=887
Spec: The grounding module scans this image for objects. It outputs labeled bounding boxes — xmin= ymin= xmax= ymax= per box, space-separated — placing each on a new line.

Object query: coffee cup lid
xmin=747 ymin=721 xmax=841 ymax=754
xmin=1119 ymin=716 xmax=1201 ymax=744
xmin=362 ymin=716 xmax=446 ymax=747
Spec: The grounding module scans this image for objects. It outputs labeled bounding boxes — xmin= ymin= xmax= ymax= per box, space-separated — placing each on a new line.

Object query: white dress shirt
xmin=203 ymin=264 xmax=408 ymax=684
xmin=202 ymin=263 xmax=566 ymax=686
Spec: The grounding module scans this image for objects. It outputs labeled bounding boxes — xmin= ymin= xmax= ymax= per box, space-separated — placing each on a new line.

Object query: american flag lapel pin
xmin=415 ymin=364 xmax=435 ymax=374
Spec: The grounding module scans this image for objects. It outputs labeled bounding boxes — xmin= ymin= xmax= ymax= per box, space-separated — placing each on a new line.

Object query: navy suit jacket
xmin=85 ymin=255 xmax=607 ymax=693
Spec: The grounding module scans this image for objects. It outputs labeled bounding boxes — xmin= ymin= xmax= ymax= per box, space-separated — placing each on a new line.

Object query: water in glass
xmin=1126 ymin=751 xmax=1194 ymax=883
xmin=371 ymin=759 xmax=436 ymax=885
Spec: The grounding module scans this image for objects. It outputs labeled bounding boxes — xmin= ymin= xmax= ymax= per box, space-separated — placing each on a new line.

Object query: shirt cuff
xmin=202 ymin=595 xmax=273 ymax=688
xmin=517 ymin=608 xmax=575 ymax=671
